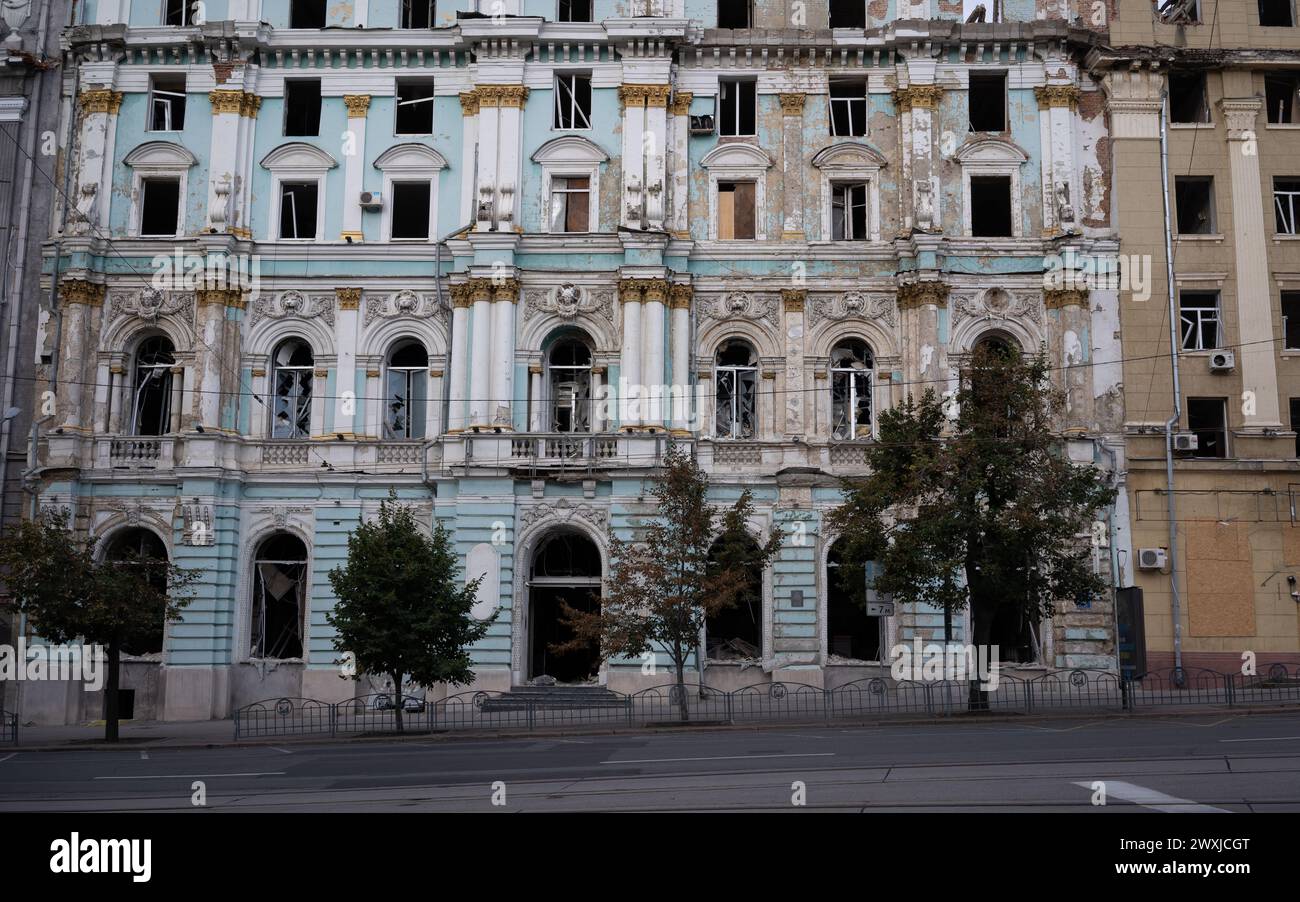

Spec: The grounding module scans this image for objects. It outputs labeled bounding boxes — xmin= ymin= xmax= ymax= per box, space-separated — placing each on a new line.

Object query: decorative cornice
xmin=343 ymin=95 xmax=371 ymax=118
xmin=897 ymin=281 xmax=949 ymax=310
xmin=782 ymin=288 xmax=807 ymax=313
xmin=476 ymin=85 xmax=529 ymax=108
xmin=336 ymin=287 xmax=362 ymax=310
xmin=619 ymin=84 xmax=671 ymax=107
xmin=208 ymin=90 xmax=244 ymax=115
xmin=669 ymin=91 xmax=693 ymax=116
xmin=778 ymin=93 xmax=806 ymax=116
xmin=459 ymin=92 xmax=480 ymax=116
xmin=1044 ymin=288 xmax=1088 ymax=309
xmin=79 ymin=89 xmax=123 ymax=115
xmin=61 ymin=279 xmax=105 ymax=306
xmin=1034 ymin=84 xmax=1080 ymax=110
xmin=669 ymin=284 xmax=693 ymax=309
xmin=892 ymin=84 xmax=942 ymax=112
xmin=196 ymin=288 xmax=246 ymax=309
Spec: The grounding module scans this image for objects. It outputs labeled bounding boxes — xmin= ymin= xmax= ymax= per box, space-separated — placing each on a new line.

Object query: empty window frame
xmin=284 ymin=79 xmax=322 ymax=136
xmin=384 ymin=341 xmax=429 ymax=439
xmin=1291 ymin=398 xmax=1300 ymax=457
xmin=554 ymin=74 xmax=592 ymax=129
xmin=139 ymin=178 xmax=181 ymax=236
xmin=164 ymin=0 xmax=193 ymax=25
xmin=968 ymin=71 xmax=1006 ymax=132
xmin=401 ymin=0 xmax=436 ymax=27
xmin=1187 ymin=398 xmax=1228 ymax=459
xmin=831 ymin=182 xmax=868 ymax=240
xmin=1282 ymin=291 xmax=1300 ymax=349
xmin=1179 ymin=291 xmax=1221 ymax=351
xmin=1274 ymin=178 xmax=1300 ymax=234
xmin=1259 ymin=0 xmax=1295 ymax=26
xmin=830 ymin=339 xmax=873 ymax=440
xmin=1174 ymin=176 xmax=1215 ymax=234
xmin=829 ymin=80 xmax=867 ymax=137
xmin=558 ymin=0 xmax=592 ymax=22
xmin=290 ymin=0 xmax=326 ymax=28
xmin=717 ymin=181 xmax=756 ymax=239
xmin=970 ymin=175 xmax=1012 ymax=237
xmin=130 ymin=336 xmax=175 ymax=436
xmin=717 ymin=0 xmax=751 ymax=28
xmin=148 ymin=75 xmax=186 ymax=130
xmin=271 ymin=339 xmax=314 ymax=439
xmin=395 ymin=79 xmax=435 ymax=134
xmin=1265 ymin=73 xmax=1299 ymax=123
xmin=1156 ymin=0 xmax=1201 ymax=24
xmin=250 ymin=534 xmax=308 ymax=660
xmin=278 ymin=182 xmax=319 ymax=239
xmin=549 ymin=176 xmax=590 ymax=232
xmin=718 ymin=79 xmax=756 ymax=136
xmin=549 ymin=338 xmax=593 ymax=433
xmin=390 ymin=181 xmax=432 ymax=239
xmin=829 ymin=0 xmax=866 ymax=28
xmin=1169 ymin=71 xmax=1211 ymax=123
xmin=714 ymin=340 xmax=757 ymax=439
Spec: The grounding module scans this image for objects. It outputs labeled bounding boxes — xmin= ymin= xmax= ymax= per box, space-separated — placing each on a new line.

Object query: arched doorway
xmin=826 ymin=541 xmax=880 ymax=662
xmin=528 ymin=531 xmax=602 ymax=683
xmin=705 ymin=533 xmax=763 ymax=660
xmin=250 ymin=533 xmax=309 ymax=660
xmin=104 ymin=528 xmax=169 ymax=656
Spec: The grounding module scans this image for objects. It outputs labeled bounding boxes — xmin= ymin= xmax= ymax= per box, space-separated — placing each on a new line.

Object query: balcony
xmin=95 ymin=436 xmax=178 ymax=471
xmin=446 ymin=433 xmax=682 ymax=472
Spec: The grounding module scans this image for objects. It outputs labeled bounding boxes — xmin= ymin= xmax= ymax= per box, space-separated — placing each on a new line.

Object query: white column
xmin=644 ymin=90 xmax=669 ymax=230
xmin=234 ymin=91 xmax=261 ymax=238
xmin=447 ymin=291 xmax=471 ymax=431
xmin=341 ymin=96 xmax=369 ymax=241
xmin=72 ymin=88 xmax=120 ymax=236
xmin=590 ymin=368 xmax=604 ymax=433
xmin=668 ymin=92 xmax=691 ymax=237
xmin=93 ymin=361 xmax=111 ymax=433
xmin=490 ymin=280 xmax=518 ymax=427
xmin=106 ymin=365 xmax=124 ymax=433
xmin=363 ymin=366 xmax=382 ymax=438
xmin=426 ymin=369 xmax=442 ymax=438
xmin=468 ymin=281 xmax=493 ymax=425
xmin=782 ymin=290 xmax=806 ymax=436
xmin=334 ymin=288 xmax=361 ymax=435
xmin=169 ymin=366 xmax=184 ymax=434
xmin=779 ymin=94 xmax=806 ymax=239
xmin=529 ymin=367 xmax=544 ymax=432
xmin=620 ymin=86 xmax=647 ymax=229
xmin=1037 ymin=85 xmax=1081 ymax=234
xmin=310 ymin=368 xmax=327 ymax=437
xmin=249 ymin=369 xmax=268 ymax=439
xmin=619 ymin=280 xmax=643 ymax=428
xmin=206 ymin=91 xmax=244 ymax=232
xmin=459 ymin=93 xmax=480 ymax=228
xmin=641 ymin=281 xmax=666 ymax=427
xmin=475 ymin=96 xmax=501 ymax=232
xmin=193 ymin=290 xmax=230 ymax=429
xmin=496 ymin=92 xmax=525 ymax=231
xmin=669 ymin=285 xmax=691 ymax=432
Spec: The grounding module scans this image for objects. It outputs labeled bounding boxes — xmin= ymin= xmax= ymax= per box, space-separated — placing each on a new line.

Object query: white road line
xmin=95 ymin=772 xmax=286 ymax=780
xmin=0 ymin=753 xmax=15 ymax=764
xmin=1073 ymin=780 xmax=1230 ymax=813
xmin=139 ymin=750 xmax=148 ymax=760
xmin=1219 ymin=736 xmax=1300 ymax=743
xmin=603 ymin=753 xmax=835 ymax=765
xmin=269 ymin=747 xmax=293 ymax=754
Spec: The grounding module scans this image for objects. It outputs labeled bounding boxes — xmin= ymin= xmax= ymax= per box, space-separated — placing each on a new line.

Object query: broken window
xmin=251 ymin=534 xmax=309 ymax=660
xmin=831 ymin=182 xmax=868 ymax=240
xmin=271 ymin=339 xmax=314 ymax=439
xmin=970 ymin=175 xmax=1012 ymax=237
xmin=1179 ymin=290 xmax=1221 ymax=351
xmin=1259 ymin=0 xmax=1295 ymax=26
xmin=1265 ymin=73 xmax=1299 ymax=123
xmin=705 ymin=533 xmax=763 ymax=660
xmin=1283 ymin=292 xmax=1300 ymax=349
xmin=714 ymin=339 xmax=757 ymax=439
xmin=529 ymin=532 xmax=602 ymax=682
xmin=1274 ymin=178 xmax=1300 ymax=234
xmin=829 ymin=80 xmax=867 ymax=137
xmin=164 ymin=0 xmax=193 ymax=26
xmin=384 ymin=340 xmax=429 ymax=439
xmin=1169 ymin=71 xmax=1210 ymax=123
xmin=827 ymin=543 xmax=880 ymax=662
xmin=148 ymin=75 xmax=186 ymax=131
xmin=279 ymin=181 xmax=319 ymax=239
xmin=401 ymin=0 xmax=436 ymax=27
xmin=717 ymin=181 xmax=756 ymax=239
xmin=548 ymin=337 xmax=593 ymax=433
xmin=130 ymin=336 xmax=175 ymax=436
xmin=391 ymin=181 xmax=432 ymax=239
xmin=290 ymin=0 xmax=326 ymax=28
xmin=395 ymin=79 xmax=435 ymax=134
xmin=549 ymin=176 xmax=590 ymax=232
xmin=105 ymin=529 xmax=169 ymax=656
xmin=962 ymin=0 xmax=1001 ymax=21
xmin=829 ymin=0 xmax=866 ymax=28
xmin=1291 ymin=398 xmax=1300 ymax=457
xmin=1157 ymin=0 xmax=1201 ymax=24
xmin=139 ymin=178 xmax=181 ymax=236
xmin=558 ymin=0 xmax=592 ymax=22
xmin=554 ymin=74 xmax=592 ymax=129
xmin=1174 ymin=176 xmax=1215 ymax=234
xmin=283 ymin=79 xmax=322 ymax=136
xmin=719 ymin=79 xmax=756 ymax=136
xmin=1187 ymin=398 xmax=1228 ymax=459
xmin=968 ymin=71 xmax=1006 ymax=132
xmin=831 ymin=339 xmax=873 ymax=440
xmin=717 ymin=0 xmax=751 ymax=28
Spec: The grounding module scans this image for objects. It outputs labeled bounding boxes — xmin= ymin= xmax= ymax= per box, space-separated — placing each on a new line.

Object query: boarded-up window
xmin=718 ymin=181 xmax=755 ymax=239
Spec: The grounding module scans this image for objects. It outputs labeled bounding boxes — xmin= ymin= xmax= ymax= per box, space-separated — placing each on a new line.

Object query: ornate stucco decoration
xmin=951 ymin=287 xmax=1045 ymax=326
xmin=1034 ymin=84 xmax=1080 ymax=110
xmin=522 ymin=283 xmax=617 ymax=331
xmin=806 ymin=291 xmax=897 ymax=329
xmin=343 ymin=95 xmax=371 ymax=118
xmin=363 ymin=289 xmax=447 ymax=326
xmin=519 ymin=498 xmax=609 ymax=533
xmin=107 ymin=288 xmax=195 ymax=328
xmin=248 ymin=289 xmax=335 ymax=328
xmin=669 ymin=91 xmax=692 ymax=116
xmin=336 ymin=287 xmax=362 ymax=311
xmin=79 ymin=89 xmax=123 ymax=115
xmin=701 ymin=291 xmax=780 ymax=330
xmin=1044 ymin=288 xmax=1089 ymax=309
xmin=619 ymin=84 xmax=671 ymax=108
xmin=778 ymin=93 xmax=806 ymax=116
xmin=896 ymin=281 xmax=949 ymax=311
xmin=61 ymin=279 xmax=106 ymax=307
xmin=892 ymin=84 xmax=943 ymax=113
xmin=781 ymin=289 xmax=806 ymax=313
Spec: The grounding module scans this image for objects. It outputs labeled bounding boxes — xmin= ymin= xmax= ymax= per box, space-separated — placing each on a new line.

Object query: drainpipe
xmin=424 ymin=221 xmax=474 ymax=487
xmin=1158 ymin=89 xmax=1183 ymax=673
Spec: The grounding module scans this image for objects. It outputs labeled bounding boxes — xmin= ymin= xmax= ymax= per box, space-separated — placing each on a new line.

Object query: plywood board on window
xmin=1186 ymin=521 xmax=1256 ymax=637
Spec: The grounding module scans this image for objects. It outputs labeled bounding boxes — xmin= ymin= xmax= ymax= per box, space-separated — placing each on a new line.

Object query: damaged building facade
xmin=18 ymin=0 xmax=1128 ymax=723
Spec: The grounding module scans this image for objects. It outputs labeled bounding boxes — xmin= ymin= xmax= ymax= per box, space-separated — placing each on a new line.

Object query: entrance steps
xmin=477 ymin=684 xmax=626 ymax=713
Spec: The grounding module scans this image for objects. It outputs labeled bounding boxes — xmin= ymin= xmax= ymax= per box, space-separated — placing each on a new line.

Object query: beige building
xmin=1092 ymin=0 xmax=1300 ymax=672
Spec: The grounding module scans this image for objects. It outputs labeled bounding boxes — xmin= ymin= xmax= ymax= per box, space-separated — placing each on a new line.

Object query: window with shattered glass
xmin=250 ymin=534 xmax=308 ymax=659
xmin=714 ymin=339 xmax=757 ymax=440
xmin=554 ymin=74 xmax=592 ymax=130
xmin=548 ymin=338 xmax=593 ymax=433
xmin=271 ymin=339 xmax=314 ymax=439
xmin=384 ymin=340 xmax=429 ymax=440
xmin=130 ymin=336 xmax=175 ymax=436
xmin=830 ymin=339 xmax=873 ymax=440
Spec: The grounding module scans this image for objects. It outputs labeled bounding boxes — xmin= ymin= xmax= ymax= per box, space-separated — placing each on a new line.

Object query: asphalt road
xmin=2 ymin=713 xmax=1299 ymax=812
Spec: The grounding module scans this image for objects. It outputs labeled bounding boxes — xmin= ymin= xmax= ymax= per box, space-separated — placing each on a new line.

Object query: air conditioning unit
xmin=359 ymin=191 xmax=383 ymax=209
xmin=689 ymin=114 xmax=715 ymax=135
xmin=1209 ymin=350 xmax=1235 ymax=372
xmin=1173 ymin=431 xmax=1199 ymax=453
xmin=1137 ymin=547 xmax=1167 ymax=571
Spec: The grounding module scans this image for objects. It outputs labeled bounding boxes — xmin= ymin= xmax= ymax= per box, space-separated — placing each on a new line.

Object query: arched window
xmin=271 ymin=339 xmax=314 ymax=439
xmin=547 ymin=337 xmax=593 ymax=433
xmin=705 ymin=532 xmax=763 ymax=659
xmin=714 ymin=339 xmax=757 ymax=439
xmin=830 ymin=339 xmax=873 ymax=441
xmin=384 ymin=340 xmax=429 ymax=440
xmin=130 ymin=336 xmax=175 ymax=436
xmin=250 ymin=533 xmax=309 ymax=659
xmin=105 ymin=528 xmax=169 ymax=656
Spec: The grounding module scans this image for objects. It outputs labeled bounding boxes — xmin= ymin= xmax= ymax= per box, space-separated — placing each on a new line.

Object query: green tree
xmin=327 ymin=493 xmax=491 ymax=732
xmin=0 ymin=508 xmax=197 ymax=742
xmin=559 ymin=444 xmax=780 ymax=720
xmin=827 ymin=346 xmax=1116 ymax=707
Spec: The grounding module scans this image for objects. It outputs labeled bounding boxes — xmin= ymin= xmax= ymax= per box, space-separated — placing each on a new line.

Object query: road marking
xmin=0 ymin=753 xmax=15 ymax=764
xmin=95 ymin=772 xmax=286 ymax=780
xmin=1073 ymin=780 xmax=1230 ymax=813
xmin=1219 ymin=736 xmax=1300 ymax=743
xmin=139 ymin=751 xmax=148 ymax=760
xmin=269 ymin=747 xmax=293 ymax=754
xmin=603 ymin=753 xmax=835 ymax=765
xmin=1024 ymin=721 xmax=1101 ymax=733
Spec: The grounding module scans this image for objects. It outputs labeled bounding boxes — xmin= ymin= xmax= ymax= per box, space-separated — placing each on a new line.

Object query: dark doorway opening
xmin=827 ymin=543 xmax=880 ymax=661
xmin=529 ymin=532 xmax=601 ymax=683
xmin=705 ymin=534 xmax=763 ymax=659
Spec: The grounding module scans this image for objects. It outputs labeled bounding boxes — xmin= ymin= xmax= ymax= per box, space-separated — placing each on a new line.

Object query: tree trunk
xmin=968 ymin=602 xmax=995 ymax=712
xmin=392 ymin=671 xmax=404 ymax=733
xmin=104 ymin=643 xmax=120 ymax=743
xmin=674 ymin=656 xmax=689 ymax=723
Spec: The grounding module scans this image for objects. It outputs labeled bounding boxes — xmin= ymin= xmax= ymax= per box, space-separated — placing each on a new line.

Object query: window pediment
xmin=374 ymin=143 xmax=449 ymax=172
xmin=700 ymin=143 xmax=773 ymax=171
xmin=811 ymin=141 xmax=888 ymax=171
xmin=531 ymin=135 xmax=609 ymax=165
xmin=260 ymin=142 xmax=338 ymax=174
xmin=123 ymin=141 xmax=197 ymax=171
xmin=955 ymin=138 xmax=1029 ymax=166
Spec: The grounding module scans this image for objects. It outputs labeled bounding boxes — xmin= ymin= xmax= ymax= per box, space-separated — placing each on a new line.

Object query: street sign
xmin=866 ymin=601 xmax=895 ymax=617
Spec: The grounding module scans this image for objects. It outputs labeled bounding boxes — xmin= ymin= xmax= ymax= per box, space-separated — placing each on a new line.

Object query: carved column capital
xmin=79 ymin=89 xmax=123 ymax=115
xmin=782 ymin=289 xmax=807 ymax=312
xmin=336 ymin=287 xmax=362 ymax=310
xmin=778 ymin=93 xmax=806 ymax=116
xmin=897 ymin=281 xmax=949 ymax=310
xmin=343 ymin=95 xmax=372 ymax=118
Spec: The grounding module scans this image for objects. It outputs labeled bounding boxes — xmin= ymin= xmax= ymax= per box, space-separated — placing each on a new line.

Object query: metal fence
xmin=230 ymin=663 xmax=1300 ymax=741
xmin=0 ymin=708 xmax=16 ymax=745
